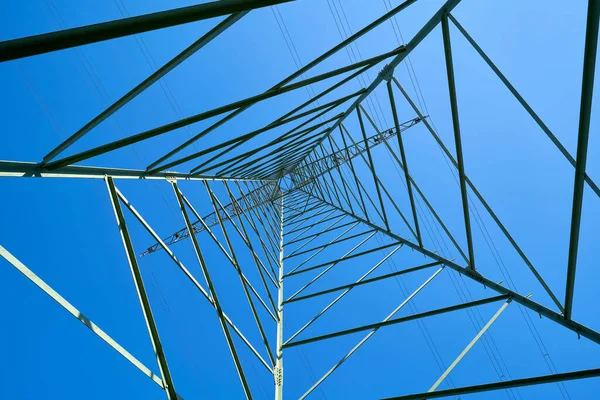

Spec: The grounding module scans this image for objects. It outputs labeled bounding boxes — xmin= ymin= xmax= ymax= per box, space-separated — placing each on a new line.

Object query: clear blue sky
xmin=0 ymin=0 xmax=599 ymax=399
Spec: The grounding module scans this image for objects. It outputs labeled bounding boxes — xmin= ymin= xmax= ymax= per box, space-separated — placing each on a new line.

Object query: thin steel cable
xmin=271 ymin=6 xmax=324 ymax=119
xmin=112 ymin=0 xmax=201 ymax=154
xmin=336 ymin=0 xmax=389 ymax=129
xmin=326 ymin=0 xmax=382 ymax=130
xmin=330 ymin=150 xmax=460 ymax=394
xmin=405 ymin=61 xmax=569 ymax=398
xmin=430 ymin=114 xmax=570 ymax=399
xmin=380 ymin=138 xmax=518 ymax=399
xmin=147 ymin=263 xmax=212 ymax=399
xmin=40 ymin=0 xmax=181 ymax=220
xmin=383 ymin=0 xmax=427 ymax=116
xmin=377 ymin=8 xmax=568 ymax=395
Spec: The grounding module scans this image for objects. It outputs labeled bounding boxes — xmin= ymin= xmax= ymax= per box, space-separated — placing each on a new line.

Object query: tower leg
xmin=275 ymin=194 xmax=285 ymax=400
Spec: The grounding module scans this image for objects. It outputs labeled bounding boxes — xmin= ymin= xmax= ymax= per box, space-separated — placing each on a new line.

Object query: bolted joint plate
xmin=275 ymin=365 xmax=283 ymax=387
xmin=379 ymin=63 xmax=395 ymax=81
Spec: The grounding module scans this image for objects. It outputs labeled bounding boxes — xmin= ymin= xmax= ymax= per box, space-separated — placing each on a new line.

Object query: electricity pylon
xmin=1 ymin=0 xmax=599 ymax=399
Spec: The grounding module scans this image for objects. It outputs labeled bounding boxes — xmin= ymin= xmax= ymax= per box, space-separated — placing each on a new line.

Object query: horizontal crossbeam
xmin=382 ymin=367 xmax=600 ymax=400
xmin=301 ymin=190 xmax=600 ymax=344
xmin=0 ymin=0 xmax=291 ymax=61
xmin=283 ymin=261 xmax=443 ymax=304
xmin=0 ymin=160 xmax=266 ymax=181
xmin=283 ymin=294 xmax=510 ymax=348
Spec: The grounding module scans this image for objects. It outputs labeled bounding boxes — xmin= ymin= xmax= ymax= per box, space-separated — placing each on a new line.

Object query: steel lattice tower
xmin=1 ymin=0 xmax=599 ymax=399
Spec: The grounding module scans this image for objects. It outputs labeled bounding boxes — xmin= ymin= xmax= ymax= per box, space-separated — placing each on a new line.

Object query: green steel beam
xmin=318 ymin=143 xmax=345 ymax=208
xmin=179 ymin=187 xmax=277 ymax=322
xmin=223 ymin=181 xmax=279 ymax=309
xmin=285 ymin=205 xmax=338 ymax=232
xmin=239 ymin=137 xmax=328 ymax=180
xmin=0 ymin=0 xmax=291 ymax=62
xmin=447 ymin=12 xmax=600 ymax=199
xmin=338 ymin=123 xmax=390 ymax=224
xmin=357 ymin=107 xmax=390 ymax=229
xmin=302 ymin=189 xmax=600 ymax=345
xmin=148 ymin=50 xmax=399 ymax=174
xmin=275 ymin=196 xmax=285 ymax=400
xmin=283 ymin=243 xmax=401 ymax=345
xmin=428 ymin=298 xmax=512 ymax=392
xmin=373 ymin=118 xmax=469 ymax=264
xmin=284 ymin=260 xmax=440 ymax=304
xmin=230 ymin=134 xmax=326 ymax=179
xmin=286 ymin=215 xmax=349 ymax=255
xmin=284 ymin=293 xmax=508 ymax=348
xmin=286 ymin=0 xmax=463 ymax=174
xmin=182 ymin=90 xmax=363 ymax=176
xmin=115 ymin=184 xmax=274 ymax=373
xmin=393 ymin=78 xmax=564 ymax=311
xmin=40 ymin=13 xmax=247 ymax=165
xmin=0 ymin=244 xmax=167 ymax=391
xmin=382 ymin=368 xmax=600 ymax=400
xmin=220 ymin=123 xmax=336 ymax=177
xmin=296 ymin=267 xmax=443 ymax=399
xmin=564 ymin=0 xmax=600 ymax=320
xmin=172 ymin=182 xmax=253 ymax=399
xmin=44 ymin=58 xmax=353 ymax=171
xmin=105 ymin=177 xmax=178 ymax=400
xmin=0 ymin=160 xmax=266 ymax=181
xmin=327 ymin=136 xmax=355 ymax=213
xmin=205 ymin=181 xmax=276 ymax=366
xmin=386 ymin=81 xmax=423 ymax=246
xmin=146 ymin=0 xmax=419 ymax=169
xmin=441 ymin=14 xmax=476 ymax=270
xmin=285 ymin=222 xmax=359 ymax=276
xmin=338 ymin=124 xmax=368 ymax=218
xmin=283 ymin=200 xmax=323 ymax=224
xmin=284 ymin=203 xmax=329 ymax=228
xmin=337 ymin=122 xmax=419 ymax=240
xmin=285 ymin=240 xmax=399 ymax=279
xmin=283 ymin=209 xmax=348 ymax=246
xmin=285 ymin=208 xmax=337 ymax=240
xmin=285 ymin=225 xmax=366 ymax=260
xmin=243 ymin=182 xmax=282 ymax=255
xmin=336 ymin=124 xmax=393 ymax=225
xmin=284 ymin=232 xmax=379 ymax=302
xmin=158 ymin=85 xmax=361 ymax=175
xmin=141 ymin=181 xmax=275 ymax=257
xmin=234 ymin=181 xmax=281 ymax=278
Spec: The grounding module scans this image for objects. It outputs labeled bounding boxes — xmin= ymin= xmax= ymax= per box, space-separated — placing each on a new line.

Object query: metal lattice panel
xmin=1 ymin=0 xmax=599 ymax=399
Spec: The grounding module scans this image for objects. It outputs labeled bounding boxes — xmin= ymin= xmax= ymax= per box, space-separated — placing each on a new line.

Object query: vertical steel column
xmin=441 ymin=14 xmax=476 ymax=270
xmin=386 ymin=80 xmax=423 ymax=247
xmin=171 ymin=182 xmax=253 ymax=399
xmin=339 ymin=124 xmax=393 ymax=224
xmin=393 ymin=78 xmax=563 ymax=311
xmin=105 ymin=177 xmax=178 ymax=400
xmin=339 ymin=125 xmax=369 ymax=219
xmin=564 ymin=0 xmax=600 ymax=320
xmin=204 ymin=181 xmax=276 ymax=365
xmin=223 ymin=181 xmax=278 ymax=312
xmin=357 ymin=107 xmax=390 ymax=230
xmin=298 ymin=267 xmax=444 ymax=399
xmin=302 ymin=188 xmax=600 ymax=344
xmin=327 ymin=135 xmax=355 ymax=214
xmin=0 ymin=244 xmax=166 ymax=389
xmin=275 ymin=195 xmax=285 ymax=400
xmin=318 ymin=143 xmax=344 ymax=207
xmin=446 ymin=12 xmax=600 ymax=199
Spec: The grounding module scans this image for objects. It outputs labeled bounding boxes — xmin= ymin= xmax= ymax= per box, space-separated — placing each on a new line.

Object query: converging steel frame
xmin=1 ymin=0 xmax=599 ymax=399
